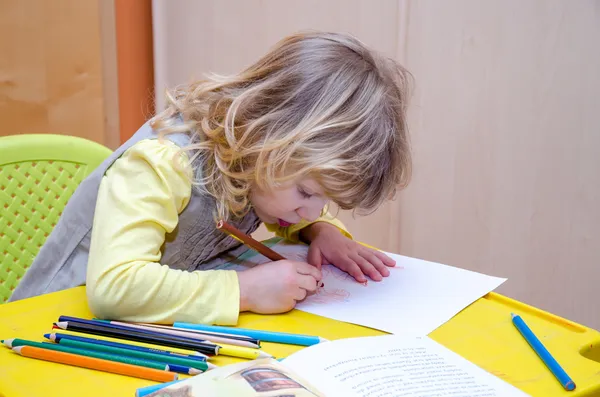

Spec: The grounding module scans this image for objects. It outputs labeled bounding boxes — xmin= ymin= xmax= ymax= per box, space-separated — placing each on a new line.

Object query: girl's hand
xmin=303 ymin=222 xmax=396 ymax=284
xmin=237 ymin=260 xmax=321 ymax=314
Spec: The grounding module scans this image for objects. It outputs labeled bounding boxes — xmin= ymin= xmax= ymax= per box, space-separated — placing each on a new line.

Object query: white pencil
xmin=105 ymin=320 xmax=261 ymax=349
xmin=139 ymin=323 xmax=258 ymax=342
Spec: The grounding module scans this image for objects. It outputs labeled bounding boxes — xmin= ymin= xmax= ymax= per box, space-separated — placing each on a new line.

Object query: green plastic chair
xmin=0 ymin=134 xmax=112 ymax=302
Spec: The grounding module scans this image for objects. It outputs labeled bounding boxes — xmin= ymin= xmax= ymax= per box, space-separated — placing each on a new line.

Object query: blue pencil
xmin=173 ymin=322 xmax=328 ymax=346
xmin=511 ymin=313 xmax=576 ymax=391
xmin=136 ymin=380 xmax=182 ymax=397
xmin=44 ymin=333 xmax=208 ymax=361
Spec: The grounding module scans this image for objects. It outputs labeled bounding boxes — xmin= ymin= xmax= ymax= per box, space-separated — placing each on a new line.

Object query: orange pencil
xmin=12 ymin=345 xmax=178 ymax=382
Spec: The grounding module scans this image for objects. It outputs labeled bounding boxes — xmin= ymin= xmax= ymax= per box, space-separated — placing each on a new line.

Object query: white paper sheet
xmin=218 ymin=239 xmax=506 ymax=335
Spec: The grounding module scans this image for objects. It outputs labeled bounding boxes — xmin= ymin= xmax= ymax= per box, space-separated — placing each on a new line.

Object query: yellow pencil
xmin=218 ymin=344 xmax=273 ymax=360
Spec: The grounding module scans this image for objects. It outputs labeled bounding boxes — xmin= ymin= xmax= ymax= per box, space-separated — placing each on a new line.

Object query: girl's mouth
xmin=278 ymin=219 xmax=293 ymax=227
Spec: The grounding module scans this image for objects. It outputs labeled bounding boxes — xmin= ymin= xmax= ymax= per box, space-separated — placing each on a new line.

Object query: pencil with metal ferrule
xmin=12 ymin=345 xmax=177 ymax=382
xmin=53 ymin=321 xmax=219 ymax=356
xmin=45 ymin=333 xmax=208 ymax=361
xmin=50 ymin=337 xmax=216 ymax=371
xmin=511 ymin=313 xmax=576 ymax=391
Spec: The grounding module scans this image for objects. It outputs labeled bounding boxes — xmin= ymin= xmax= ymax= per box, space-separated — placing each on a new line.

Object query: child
xmin=10 ymin=31 xmax=412 ymax=326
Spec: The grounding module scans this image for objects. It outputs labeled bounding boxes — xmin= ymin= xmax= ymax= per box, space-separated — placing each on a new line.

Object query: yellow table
xmin=0 ymin=287 xmax=599 ymax=397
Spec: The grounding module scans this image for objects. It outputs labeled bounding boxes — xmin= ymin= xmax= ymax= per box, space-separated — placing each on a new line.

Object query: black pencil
xmin=53 ymin=321 xmax=219 ymax=356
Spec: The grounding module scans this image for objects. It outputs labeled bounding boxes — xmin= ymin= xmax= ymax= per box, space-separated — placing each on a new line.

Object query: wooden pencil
xmin=216 ymin=220 xmax=286 ymax=261
xmin=102 ymin=320 xmax=261 ymax=348
xmin=217 ymin=219 xmax=324 ymax=287
xmin=12 ymin=345 xmax=178 ymax=382
xmin=137 ymin=322 xmax=260 ymax=344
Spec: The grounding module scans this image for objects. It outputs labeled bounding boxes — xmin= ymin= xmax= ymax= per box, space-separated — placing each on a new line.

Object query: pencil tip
xmin=258 ymin=351 xmax=274 ymax=358
xmin=511 ymin=313 xmax=517 ymax=318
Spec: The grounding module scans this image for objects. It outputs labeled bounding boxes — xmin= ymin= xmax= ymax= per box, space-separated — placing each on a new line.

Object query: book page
xmin=283 ymin=335 xmax=530 ymax=397
xmin=147 ymin=358 xmax=326 ymax=397
xmin=213 ymin=238 xmax=506 ymax=335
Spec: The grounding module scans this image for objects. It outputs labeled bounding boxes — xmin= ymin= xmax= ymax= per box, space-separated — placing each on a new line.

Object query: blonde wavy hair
xmin=151 ymin=31 xmax=412 ymax=221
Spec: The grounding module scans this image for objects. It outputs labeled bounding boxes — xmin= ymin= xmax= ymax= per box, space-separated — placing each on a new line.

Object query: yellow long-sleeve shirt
xmin=86 ymin=138 xmax=350 ymax=325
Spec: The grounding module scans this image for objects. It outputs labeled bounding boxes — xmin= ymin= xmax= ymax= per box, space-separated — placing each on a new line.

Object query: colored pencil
xmin=45 ymin=333 xmax=208 ymax=362
xmin=50 ymin=338 xmax=214 ymax=372
xmin=54 ymin=320 xmax=269 ymax=360
xmin=216 ymin=220 xmax=324 ymax=287
xmin=173 ymin=323 xmax=328 ymax=346
xmin=58 ymin=316 xmax=218 ymax=347
xmin=511 ymin=313 xmax=576 ymax=391
xmin=95 ymin=319 xmax=260 ymax=348
xmin=137 ymin=322 xmax=259 ymax=344
xmin=217 ymin=344 xmax=273 ymax=360
xmin=3 ymin=338 xmax=201 ymax=375
xmin=54 ymin=321 xmax=219 ymax=356
xmin=136 ymin=380 xmax=182 ymax=397
xmin=12 ymin=345 xmax=178 ymax=382
xmin=217 ymin=220 xmax=286 ymax=261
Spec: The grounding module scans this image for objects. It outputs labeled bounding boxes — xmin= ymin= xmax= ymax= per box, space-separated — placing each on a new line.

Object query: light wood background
xmin=0 ymin=0 xmax=119 ymax=148
xmin=153 ymin=0 xmax=600 ymax=330
xmin=0 ymin=0 xmax=154 ymax=149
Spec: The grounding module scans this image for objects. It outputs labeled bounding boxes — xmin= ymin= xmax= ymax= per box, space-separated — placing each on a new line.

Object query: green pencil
xmin=2 ymin=339 xmax=201 ymax=375
xmin=55 ymin=338 xmax=213 ymax=371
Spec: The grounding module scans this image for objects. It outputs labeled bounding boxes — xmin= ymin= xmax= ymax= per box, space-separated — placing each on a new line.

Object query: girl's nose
xmin=296 ymin=204 xmax=324 ymax=222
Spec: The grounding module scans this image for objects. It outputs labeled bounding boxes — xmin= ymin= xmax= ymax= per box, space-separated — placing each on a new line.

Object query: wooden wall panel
xmin=397 ymin=0 xmax=600 ymax=329
xmin=0 ymin=0 xmax=119 ymax=148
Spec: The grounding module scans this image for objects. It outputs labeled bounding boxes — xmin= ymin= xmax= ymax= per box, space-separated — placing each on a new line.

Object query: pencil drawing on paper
xmin=303 ymin=265 xmax=366 ymax=305
xmin=308 ymin=285 xmax=351 ymax=304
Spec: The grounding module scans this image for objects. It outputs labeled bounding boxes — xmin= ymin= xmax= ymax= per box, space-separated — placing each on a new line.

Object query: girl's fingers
xmin=340 ymin=257 xmax=367 ymax=283
xmin=294 ymin=287 xmax=308 ymax=301
xmin=297 ymin=273 xmax=318 ymax=293
xmin=358 ymin=249 xmax=390 ymax=278
xmin=372 ymin=249 xmax=397 ymax=267
xmin=307 ymin=245 xmax=323 ymax=270
xmin=351 ymin=253 xmax=382 ymax=282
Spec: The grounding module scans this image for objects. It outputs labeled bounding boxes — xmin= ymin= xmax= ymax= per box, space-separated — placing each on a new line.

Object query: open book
xmin=148 ymin=335 xmax=529 ymax=397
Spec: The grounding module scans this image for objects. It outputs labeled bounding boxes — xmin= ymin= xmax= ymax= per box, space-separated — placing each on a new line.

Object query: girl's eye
xmin=298 ymin=187 xmax=312 ymax=199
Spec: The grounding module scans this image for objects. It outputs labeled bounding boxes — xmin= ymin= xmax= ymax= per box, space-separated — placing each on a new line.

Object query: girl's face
xmin=249 ymin=178 xmax=329 ymax=227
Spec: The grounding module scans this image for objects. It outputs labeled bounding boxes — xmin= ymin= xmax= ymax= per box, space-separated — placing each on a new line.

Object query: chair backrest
xmin=0 ymin=134 xmax=112 ymax=302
